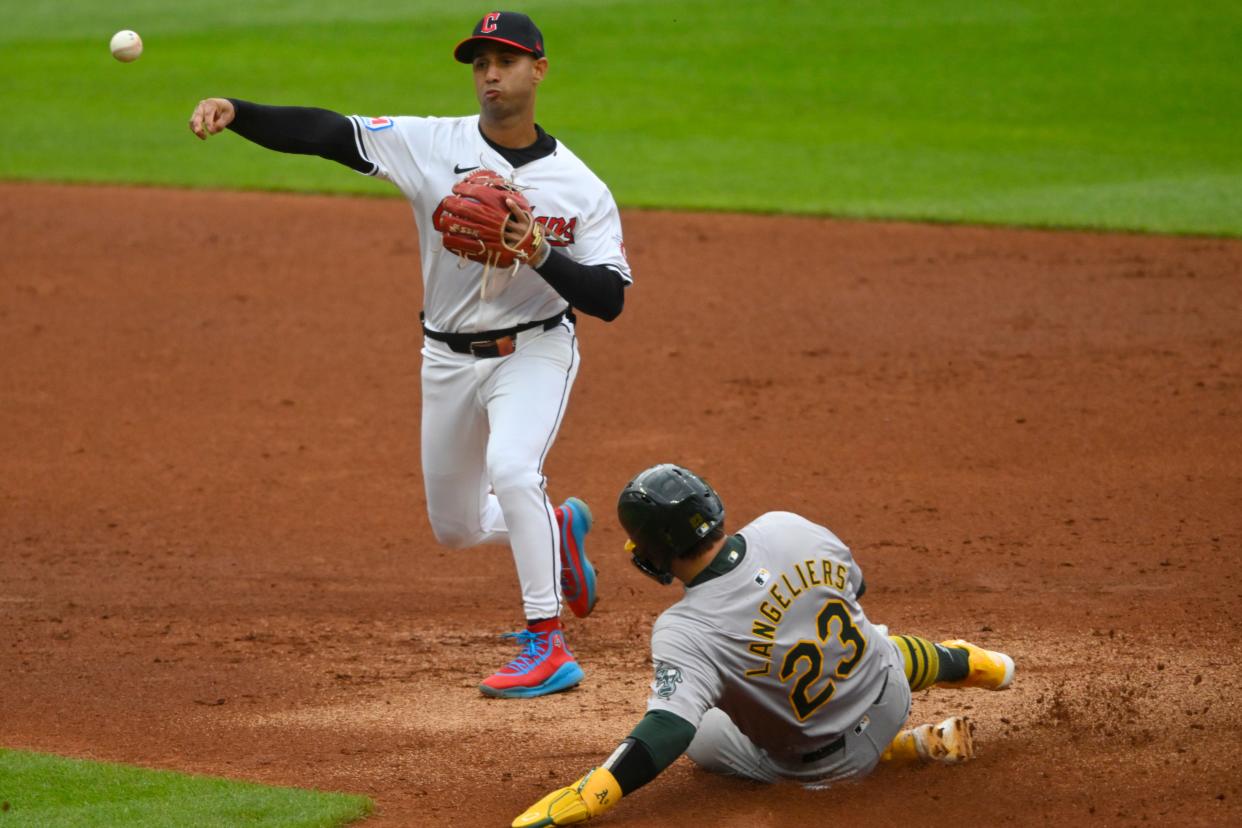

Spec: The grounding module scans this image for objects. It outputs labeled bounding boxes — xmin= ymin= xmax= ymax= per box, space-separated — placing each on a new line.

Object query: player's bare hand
xmin=504 ymin=197 xmax=535 ymax=245
xmin=504 ymin=196 xmax=548 ymax=264
xmin=189 ymin=98 xmax=236 ymax=140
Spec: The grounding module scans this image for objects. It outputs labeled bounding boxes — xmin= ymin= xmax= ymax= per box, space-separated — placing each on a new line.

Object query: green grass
xmin=1 ymin=0 xmax=1239 ymax=235
xmin=0 ymin=749 xmax=371 ymax=828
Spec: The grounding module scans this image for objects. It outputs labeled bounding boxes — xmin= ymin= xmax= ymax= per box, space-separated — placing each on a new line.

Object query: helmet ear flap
xmin=626 ymin=539 xmax=675 ymax=585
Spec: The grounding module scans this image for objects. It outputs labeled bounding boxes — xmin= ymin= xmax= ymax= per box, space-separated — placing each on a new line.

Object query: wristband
xmin=576 ymin=767 xmax=622 ymax=817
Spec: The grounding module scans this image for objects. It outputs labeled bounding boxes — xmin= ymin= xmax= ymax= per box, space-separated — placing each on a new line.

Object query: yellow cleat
xmin=939 ymin=639 xmax=1015 ymax=690
xmin=916 ymin=715 xmax=975 ymax=763
xmin=884 ymin=716 xmax=975 ymax=765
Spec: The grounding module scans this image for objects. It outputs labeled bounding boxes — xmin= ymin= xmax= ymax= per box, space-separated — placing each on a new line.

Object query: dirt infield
xmin=3 ymin=182 xmax=1240 ymax=827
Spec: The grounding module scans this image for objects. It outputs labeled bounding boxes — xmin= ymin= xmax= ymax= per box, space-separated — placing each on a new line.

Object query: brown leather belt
xmin=420 ymin=310 xmax=573 ymax=358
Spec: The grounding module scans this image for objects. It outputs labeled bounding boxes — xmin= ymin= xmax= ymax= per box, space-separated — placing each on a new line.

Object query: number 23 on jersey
xmin=778 ymin=599 xmax=868 ymax=721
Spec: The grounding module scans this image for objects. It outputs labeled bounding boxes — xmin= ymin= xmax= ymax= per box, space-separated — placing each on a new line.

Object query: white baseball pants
xmin=419 ymin=320 xmax=579 ymax=621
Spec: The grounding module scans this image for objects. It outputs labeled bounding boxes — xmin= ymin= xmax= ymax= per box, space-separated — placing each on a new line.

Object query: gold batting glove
xmin=512 ymin=767 xmax=622 ymax=827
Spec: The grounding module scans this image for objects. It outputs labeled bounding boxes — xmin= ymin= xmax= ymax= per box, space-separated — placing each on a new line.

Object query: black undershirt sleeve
xmin=225 ymin=99 xmax=371 ymax=174
xmin=606 ymin=710 xmax=697 ymax=795
xmin=224 ymin=100 xmax=627 ymax=319
xmin=533 ymin=247 xmax=627 ymax=322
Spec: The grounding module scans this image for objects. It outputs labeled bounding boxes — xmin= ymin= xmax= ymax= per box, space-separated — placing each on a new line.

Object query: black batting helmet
xmin=617 ymin=464 xmax=725 ymax=585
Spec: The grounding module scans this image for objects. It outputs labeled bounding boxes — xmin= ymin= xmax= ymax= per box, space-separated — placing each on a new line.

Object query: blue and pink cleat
xmin=556 ymin=497 xmax=597 ymax=618
xmin=479 ymin=618 xmax=584 ymax=698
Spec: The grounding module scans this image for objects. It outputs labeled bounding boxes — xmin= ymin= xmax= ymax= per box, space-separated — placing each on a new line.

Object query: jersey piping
xmin=349 ymin=117 xmax=379 ymax=176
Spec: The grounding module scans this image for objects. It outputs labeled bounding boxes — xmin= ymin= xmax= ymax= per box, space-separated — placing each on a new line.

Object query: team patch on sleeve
xmin=363 ymin=116 xmax=394 ymax=131
xmin=653 ymin=662 xmax=683 ymax=699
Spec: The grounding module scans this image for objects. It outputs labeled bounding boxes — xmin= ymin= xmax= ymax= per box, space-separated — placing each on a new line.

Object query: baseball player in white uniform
xmin=513 ymin=464 xmax=1016 ymax=826
xmin=188 ymin=12 xmax=630 ymax=698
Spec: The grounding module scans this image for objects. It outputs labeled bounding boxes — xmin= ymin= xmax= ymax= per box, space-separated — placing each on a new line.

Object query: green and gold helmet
xmin=617 ymin=463 xmax=725 ymax=584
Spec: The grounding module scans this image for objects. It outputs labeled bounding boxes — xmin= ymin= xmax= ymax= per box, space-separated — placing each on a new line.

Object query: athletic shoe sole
xmin=559 ymin=497 xmax=597 ymax=618
xmin=478 ymin=661 xmax=585 ymax=699
xmin=920 ymin=715 xmax=975 ymax=763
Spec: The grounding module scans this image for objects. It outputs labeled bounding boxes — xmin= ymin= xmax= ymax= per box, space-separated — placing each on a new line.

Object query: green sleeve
xmin=607 ymin=710 xmax=697 ymax=795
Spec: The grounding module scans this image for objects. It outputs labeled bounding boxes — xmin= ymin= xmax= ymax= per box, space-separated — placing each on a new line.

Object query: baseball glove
xmin=432 ymin=169 xmax=544 ymax=270
xmin=511 ymin=767 xmax=622 ymax=827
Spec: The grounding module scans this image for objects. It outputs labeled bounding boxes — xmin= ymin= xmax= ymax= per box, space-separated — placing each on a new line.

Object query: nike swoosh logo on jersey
xmin=454 ymin=164 xmax=480 ymax=174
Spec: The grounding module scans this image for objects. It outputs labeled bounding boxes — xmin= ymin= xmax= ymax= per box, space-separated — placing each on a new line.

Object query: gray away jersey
xmin=349 ymin=114 xmax=632 ymax=334
xmin=647 ymin=512 xmax=901 ymax=761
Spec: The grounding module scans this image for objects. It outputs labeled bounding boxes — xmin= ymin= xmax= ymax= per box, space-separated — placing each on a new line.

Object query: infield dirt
xmin=3 ymin=183 xmax=1240 ymax=826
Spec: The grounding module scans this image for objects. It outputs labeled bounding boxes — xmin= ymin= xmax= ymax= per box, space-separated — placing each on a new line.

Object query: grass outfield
xmin=1 ymin=1 xmax=1239 ymax=235
xmin=0 ymin=749 xmax=371 ymax=827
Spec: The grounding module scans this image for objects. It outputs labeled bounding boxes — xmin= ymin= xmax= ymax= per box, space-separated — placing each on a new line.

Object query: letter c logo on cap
xmin=481 ymin=12 xmax=500 ymax=33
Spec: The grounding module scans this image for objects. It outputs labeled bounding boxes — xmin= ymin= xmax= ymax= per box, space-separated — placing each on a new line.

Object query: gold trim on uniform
xmin=743 ymin=557 xmax=857 ymax=682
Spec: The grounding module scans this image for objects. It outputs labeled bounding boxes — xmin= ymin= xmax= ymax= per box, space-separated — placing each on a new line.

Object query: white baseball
xmin=110 ymin=30 xmax=143 ymax=63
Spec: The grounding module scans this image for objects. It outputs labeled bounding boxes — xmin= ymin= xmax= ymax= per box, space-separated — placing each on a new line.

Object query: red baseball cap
xmin=454 ymin=11 xmax=545 ymax=63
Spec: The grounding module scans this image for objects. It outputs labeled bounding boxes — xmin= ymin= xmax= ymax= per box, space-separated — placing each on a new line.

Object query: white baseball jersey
xmin=647 ymin=512 xmax=901 ymax=763
xmin=348 ymin=114 xmax=631 ymax=333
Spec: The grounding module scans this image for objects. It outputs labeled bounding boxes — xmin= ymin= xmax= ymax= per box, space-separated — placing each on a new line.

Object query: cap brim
xmin=454 ymin=35 xmax=539 ymax=63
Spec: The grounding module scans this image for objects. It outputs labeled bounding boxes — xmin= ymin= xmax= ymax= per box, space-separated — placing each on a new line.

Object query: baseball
xmin=110 ymin=30 xmax=143 ymax=63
